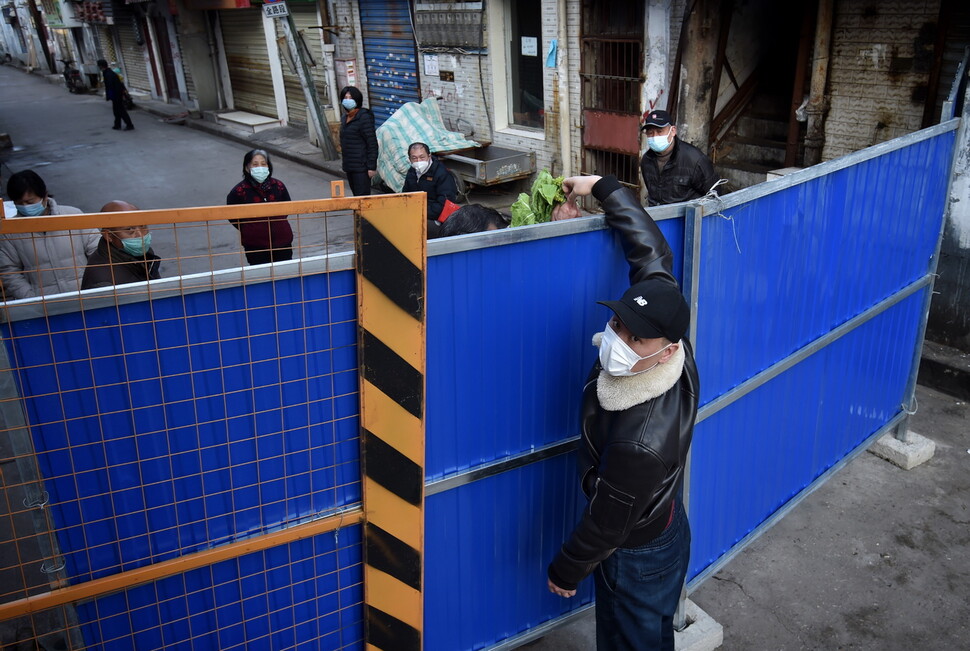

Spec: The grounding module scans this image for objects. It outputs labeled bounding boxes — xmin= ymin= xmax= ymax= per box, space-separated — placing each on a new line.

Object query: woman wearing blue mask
xmin=0 ymin=170 xmax=100 ymax=300
xmin=338 ymin=86 xmax=378 ymax=196
xmin=226 ymin=149 xmax=294 ymax=266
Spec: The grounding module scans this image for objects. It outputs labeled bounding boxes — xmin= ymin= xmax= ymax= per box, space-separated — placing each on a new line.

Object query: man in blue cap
xmin=639 ymin=109 xmax=718 ymax=206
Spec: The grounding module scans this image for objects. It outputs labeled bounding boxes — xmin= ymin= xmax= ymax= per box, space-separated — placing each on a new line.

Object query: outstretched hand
xmin=561 ymin=175 xmax=602 ymax=203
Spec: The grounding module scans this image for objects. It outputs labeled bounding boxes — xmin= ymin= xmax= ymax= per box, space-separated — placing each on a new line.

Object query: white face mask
xmin=411 ymin=160 xmax=431 ymax=175
xmin=647 ymin=133 xmax=672 ymax=153
xmin=598 ymin=322 xmax=673 ymax=377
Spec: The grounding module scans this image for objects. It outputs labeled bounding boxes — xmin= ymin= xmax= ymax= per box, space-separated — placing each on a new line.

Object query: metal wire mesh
xmin=0 ymin=200 xmax=366 ymax=648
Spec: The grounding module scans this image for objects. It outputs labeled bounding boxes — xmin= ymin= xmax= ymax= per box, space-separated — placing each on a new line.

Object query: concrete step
xmin=918 ymin=340 xmax=970 ymax=401
xmin=215 ymin=110 xmax=282 ymax=134
xmin=735 ymin=114 xmax=791 ymax=141
xmin=716 ymin=136 xmax=789 ymax=168
xmin=748 ymin=93 xmax=791 ymax=116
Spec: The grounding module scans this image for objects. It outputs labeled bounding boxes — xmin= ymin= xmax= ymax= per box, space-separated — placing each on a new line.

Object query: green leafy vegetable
xmin=510 ymin=170 xmax=565 ymax=227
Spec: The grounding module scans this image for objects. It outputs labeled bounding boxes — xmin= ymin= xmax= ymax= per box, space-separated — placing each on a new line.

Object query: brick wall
xmin=823 ymin=0 xmax=941 ymax=161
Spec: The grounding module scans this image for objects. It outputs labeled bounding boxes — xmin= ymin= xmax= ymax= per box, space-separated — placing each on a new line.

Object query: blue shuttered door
xmin=359 ymin=0 xmax=420 ymax=126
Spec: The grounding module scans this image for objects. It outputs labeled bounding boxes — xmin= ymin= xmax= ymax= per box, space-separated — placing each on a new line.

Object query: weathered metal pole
xmin=279 ymin=13 xmax=339 ymax=160
xmin=804 ymin=0 xmax=834 ymax=166
xmin=676 ymin=0 xmax=720 ymax=151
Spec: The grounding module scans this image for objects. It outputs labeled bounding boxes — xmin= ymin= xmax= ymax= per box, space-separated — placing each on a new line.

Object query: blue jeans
xmin=594 ymin=501 xmax=691 ymax=651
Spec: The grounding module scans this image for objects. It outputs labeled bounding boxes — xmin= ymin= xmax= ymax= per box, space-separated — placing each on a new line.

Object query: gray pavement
xmin=527 ymin=383 xmax=970 ymax=650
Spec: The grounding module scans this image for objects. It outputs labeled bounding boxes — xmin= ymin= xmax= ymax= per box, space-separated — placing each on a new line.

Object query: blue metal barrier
xmin=0 ymin=121 xmax=958 ymax=650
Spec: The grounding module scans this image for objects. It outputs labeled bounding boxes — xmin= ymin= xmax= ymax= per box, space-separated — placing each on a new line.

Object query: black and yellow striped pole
xmin=355 ymin=194 xmax=426 ymax=651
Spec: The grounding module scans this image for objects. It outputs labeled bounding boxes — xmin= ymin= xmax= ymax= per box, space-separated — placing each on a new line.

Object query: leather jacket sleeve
xmin=549 ymin=436 xmax=670 ymax=590
xmin=592 ymin=175 xmax=678 ymax=287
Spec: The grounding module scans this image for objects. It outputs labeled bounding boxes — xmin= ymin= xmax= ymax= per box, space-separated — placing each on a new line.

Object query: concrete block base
xmin=869 ymin=430 xmax=935 ymax=470
xmin=676 ymin=600 xmax=723 ymax=651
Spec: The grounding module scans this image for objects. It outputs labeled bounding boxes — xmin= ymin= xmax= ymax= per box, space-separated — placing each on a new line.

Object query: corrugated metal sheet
xmin=425 ymin=456 xmax=593 ymax=650
xmin=97 ymin=25 xmax=116 ymax=65
xmin=175 ymin=25 xmax=196 ymax=102
xmin=74 ymin=526 xmax=364 ymax=648
xmin=425 ymin=220 xmax=686 ymax=479
xmin=694 ymin=133 xmax=954 ymax=406
xmin=115 ymin=10 xmax=151 ymax=94
xmin=4 ymin=270 xmax=360 ymax=589
xmin=220 ymin=8 xmax=278 ymax=117
xmin=359 ymin=0 xmax=420 ymax=126
xmin=688 ymin=291 xmax=924 ymax=580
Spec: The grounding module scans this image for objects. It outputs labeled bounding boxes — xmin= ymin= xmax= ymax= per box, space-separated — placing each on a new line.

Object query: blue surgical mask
xmin=121 ymin=233 xmax=151 ymax=257
xmin=647 ymin=134 xmax=672 ymax=154
xmin=341 ymin=98 xmax=357 ymax=111
xmin=249 ymin=166 xmax=270 ymax=183
xmin=16 ymin=201 xmax=45 ymax=217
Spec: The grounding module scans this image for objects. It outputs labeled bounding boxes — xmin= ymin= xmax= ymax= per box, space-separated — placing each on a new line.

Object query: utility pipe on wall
xmin=557 ymin=0 xmax=572 ymax=177
xmin=804 ymin=0 xmax=833 ymax=166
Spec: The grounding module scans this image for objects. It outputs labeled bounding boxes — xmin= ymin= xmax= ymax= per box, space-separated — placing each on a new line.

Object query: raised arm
xmin=564 ymin=174 xmax=677 ymax=287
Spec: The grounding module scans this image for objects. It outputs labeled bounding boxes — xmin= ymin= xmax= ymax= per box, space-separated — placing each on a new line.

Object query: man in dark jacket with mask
xmin=639 ymin=109 xmax=717 ymax=206
xmin=547 ymin=174 xmax=699 ymax=651
xmin=402 ymin=142 xmax=458 ymax=238
xmin=98 ymin=59 xmax=134 ymax=131
xmin=82 ymin=201 xmax=161 ymax=289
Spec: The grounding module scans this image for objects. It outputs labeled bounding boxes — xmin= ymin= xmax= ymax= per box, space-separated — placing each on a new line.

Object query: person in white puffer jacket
xmin=1 ymin=170 xmax=99 ymax=301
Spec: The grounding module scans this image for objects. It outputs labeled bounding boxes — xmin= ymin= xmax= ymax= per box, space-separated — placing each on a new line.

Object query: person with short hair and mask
xmin=401 ymin=142 xmax=458 ymax=238
xmin=226 ymin=149 xmax=294 ymax=265
xmin=546 ymin=174 xmax=699 ymax=651
xmin=338 ymin=86 xmax=379 ymax=196
xmin=81 ymin=201 xmax=161 ymax=289
xmin=0 ymin=170 xmax=99 ymax=300
xmin=639 ymin=109 xmax=719 ymax=207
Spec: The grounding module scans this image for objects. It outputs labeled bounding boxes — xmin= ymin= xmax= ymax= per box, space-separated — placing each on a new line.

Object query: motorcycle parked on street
xmin=58 ymin=59 xmax=85 ymax=94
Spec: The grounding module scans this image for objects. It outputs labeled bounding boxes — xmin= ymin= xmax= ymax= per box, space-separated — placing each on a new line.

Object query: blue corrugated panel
xmin=696 ymin=132 xmax=954 ymax=405
xmin=425 ymin=455 xmax=593 ymax=650
xmin=688 ymin=291 xmax=925 ymax=580
xmin=424 ymin=218 xmax=684 ymax=648
xmin=74 ymin=525 xmax=363 ymax=650
xmin=359 ymin=0 xmax=420 ymax=126
xmin=4 ymin=270 xmax=360 ymax=584
xmin=426 ymin=221 xmax=685 ymax=480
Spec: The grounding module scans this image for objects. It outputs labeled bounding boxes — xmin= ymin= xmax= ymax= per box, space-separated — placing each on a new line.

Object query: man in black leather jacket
xmin=639 ymin=109 xmax=718 ymax=206
xmin=547 ymin=174 xmax=699 ymax=651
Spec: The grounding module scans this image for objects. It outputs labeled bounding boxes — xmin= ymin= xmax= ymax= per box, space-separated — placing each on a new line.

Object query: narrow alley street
xmin=0 ymin=64 xmax=348 ymax=275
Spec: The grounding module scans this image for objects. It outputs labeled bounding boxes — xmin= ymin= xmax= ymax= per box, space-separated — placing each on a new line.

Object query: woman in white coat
xmin=1 ymin=170 xmax=99 ymax=301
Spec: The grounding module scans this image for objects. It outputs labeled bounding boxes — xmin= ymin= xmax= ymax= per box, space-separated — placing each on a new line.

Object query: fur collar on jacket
xmin=591 ymin=331 xmax=686 ymax=412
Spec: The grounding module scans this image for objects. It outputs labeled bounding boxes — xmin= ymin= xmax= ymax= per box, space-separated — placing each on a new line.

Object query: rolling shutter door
xmin=220 ymin=8 xmax=277 ymax=117
xmin=359 ymin=0 xmax=420 ymax=126
xmin=97 ymin=26 xmax=116 ymax=64
xmin=173 ymin=22 xmax=195 ymax=102
xmin=116 ymin=10 xmax=151 ymax=94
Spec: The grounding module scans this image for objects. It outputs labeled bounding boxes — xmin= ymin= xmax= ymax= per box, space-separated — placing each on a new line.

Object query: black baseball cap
xmin=598 ymin=279 xmax=690 ymax=342
xmin=641 ymin=109 xmax=673 ymax=130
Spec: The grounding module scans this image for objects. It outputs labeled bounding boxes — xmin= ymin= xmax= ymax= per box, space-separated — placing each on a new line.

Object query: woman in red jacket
xmin=226 ymin=149 xmax=294 ymax=265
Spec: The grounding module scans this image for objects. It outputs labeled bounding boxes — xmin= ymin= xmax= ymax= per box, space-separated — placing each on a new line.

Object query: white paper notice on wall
xmin=521 ymin=37 xmax=538 ymax=57
xmin=424 ymin=54 xmax=440 ymax=76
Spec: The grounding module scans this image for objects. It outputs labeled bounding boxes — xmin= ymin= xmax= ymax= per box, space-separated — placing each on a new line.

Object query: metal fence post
xmin=674 ymin=202 xmax=704 ymax=631
xmin=356 ymin=195 xmax=428 ymax=650
xmin=897 ymin=81 xmax=970 ymax=443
